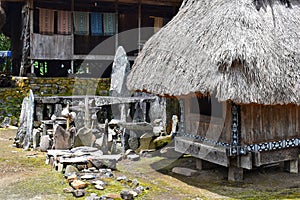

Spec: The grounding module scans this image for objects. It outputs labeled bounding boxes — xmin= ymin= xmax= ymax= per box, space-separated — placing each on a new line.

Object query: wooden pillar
xmin=29 ymin=0 xmax=33 ymax=34
xmin=138 ymin=0 xmax=142 ymax=52
xmin=178 ymin=99 xmax=185 ymax=136
xmin=115 ymin=0 xmax=119 ymax=51
xmin=196 ymin=159 xmax=203 ymax=170
xmin=71 ymin=60 xmax=74 ymax=74
xmin=228 ymin=166 xmax=243 ymax=182
xmin=71 ymin=0 xmax=74 ymax=65
xmin=284 ymin=159 xmax=299 ymax=174
xmin=228 ymin=102 xmax=243 ymax=181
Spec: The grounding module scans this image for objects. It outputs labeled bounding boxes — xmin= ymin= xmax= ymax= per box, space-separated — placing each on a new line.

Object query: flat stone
xmin=127 ymin=154 xmax=140 ymax=161
xmin=99 ymin=168 xmax=111 ymax=174
xmin=88 ymin=155 xmax=122 ymax=170
xmin=95 ymin=154 xmax=123 ymax=161
xmin=172 ymin=167 xmax=198 ymax=177
xmin=160 ymin=147 xmax=182 ymax=158
xmin=81 ymin=174 xmax=96 ymax=180
xmin=88 ymin=158 xmax=117 ymax=170
xmin=88 ymin=167 xmax=98 ymax=172
xmin=70 ymin=146 xmax=99 ymax=153
xmin=47 ymin=149 xmax=72 ymax=157
xmin=106 ymin=193 xmax=121 ymax=199
xmin=95 ymin=185 xmax=105 ymax=190
xmin=116 ymin=175 xmax=127 ymax=181
xmin=85 ymin=193 xmax=100 ymax=200
xmin=59 ymin=157 xmax=88 ymax=164
xmin=65 ymin=165 xmax=79 ymax=175
xmin=92 ymin=180 xmax=107 ymax=187
xmin=129 ymin=190 xmax=138 ymax=197
xmin=70 ymin=180 xmax=88 ymax=189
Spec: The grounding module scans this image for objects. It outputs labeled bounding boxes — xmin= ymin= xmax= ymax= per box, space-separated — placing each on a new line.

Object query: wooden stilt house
xmin=127 ymin=0 xmax=300 ymax=181
xmin=0 ymin=0 xmax=182 ymax=76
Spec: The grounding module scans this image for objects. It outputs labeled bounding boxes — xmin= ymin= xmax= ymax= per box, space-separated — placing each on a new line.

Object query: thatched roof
xmin=127 ymin=0 xmax=300 ymax=105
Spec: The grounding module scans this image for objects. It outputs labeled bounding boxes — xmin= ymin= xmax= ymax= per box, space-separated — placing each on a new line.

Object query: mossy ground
xmin=1 ymin=128 xmax=300 ymax=199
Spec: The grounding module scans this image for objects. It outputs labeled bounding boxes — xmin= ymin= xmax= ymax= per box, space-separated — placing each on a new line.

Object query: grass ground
xmin=1 ymin=128 xmax=300 ymax=200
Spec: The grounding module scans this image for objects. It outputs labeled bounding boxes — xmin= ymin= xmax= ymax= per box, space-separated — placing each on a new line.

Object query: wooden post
xmin=228 ymin=102 xmax=244 ymax=181
xmin=284 ymin=159 xmax=299 ymax=174
xmin=71 ymin=60 xmax=74 ymax=74
xmin=138 ymin=0 xmax=142 ymax=52
xmin=29 ymin=0 xmax=33 ymax=34
xmin=115 ymin=0 xmax=119 ymax=51
xmin=228 ymin=166 xmax=243 ymax=182
xmin=178 ymin=99 xmax=185 ymax=135
xmin=196 ymin=159 xmax=203 ymax=170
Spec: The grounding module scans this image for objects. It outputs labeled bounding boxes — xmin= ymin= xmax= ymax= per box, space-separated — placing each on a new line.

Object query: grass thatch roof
xmin=127 ymin=0 xmax=300 ymax=105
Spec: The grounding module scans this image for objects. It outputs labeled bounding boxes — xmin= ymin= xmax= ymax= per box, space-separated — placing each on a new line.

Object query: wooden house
xmin=0 ymin=0 xmax=182 ymax=76
xmin=127 ymin=0 xmax=300 ymax=181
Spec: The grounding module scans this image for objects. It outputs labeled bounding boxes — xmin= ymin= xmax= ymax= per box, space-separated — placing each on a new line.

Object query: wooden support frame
xmin=175 ymin=137 xmax=229 ymax=167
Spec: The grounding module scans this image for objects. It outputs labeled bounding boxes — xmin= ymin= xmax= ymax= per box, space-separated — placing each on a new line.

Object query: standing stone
xmin=110 ymin=46 xmax=131 ymax=98
xmin=15 ymin=90 xmax=34 ymax=149
xmin=53 ymin=124 xmax=71 ymax=150
xmin=149 ymin=96 xmax=167 ymax=126
xmin=133 ymin=102 xmax=144 ymax=122
xmin=94 ymin=119 xmax=109 ymax=154
xmin=75 ymin=127 xmax=96 ymax=147
xmin=35 ymin=104 xmax=44 ymax=122
xmin=32 ymin=128 xmax=40 ymax=149
xmin=110 ymin=46 xmax=131 ymax=121
xmin=40 ymin=135 xmax=51 ymax=152
xmin=128 ymin=131 xmax=139 ymax=151
xmin=23 ymin=90 xmax=34 ymax=150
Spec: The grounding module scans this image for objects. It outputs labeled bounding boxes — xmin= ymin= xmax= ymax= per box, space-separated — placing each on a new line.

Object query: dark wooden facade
xmin=2 ymin=0 xmax=182 ymax=76
xmin=175 ymin=96 xmax=300 ymax=181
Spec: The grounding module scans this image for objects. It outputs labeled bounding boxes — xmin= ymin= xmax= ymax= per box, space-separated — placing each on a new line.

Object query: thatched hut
xmin=127 ymin=0 xmax=300 ymax=181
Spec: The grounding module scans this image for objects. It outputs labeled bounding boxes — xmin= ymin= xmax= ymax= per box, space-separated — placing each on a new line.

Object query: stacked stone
xmin=0 ymin=77 xmax=111 ymax=127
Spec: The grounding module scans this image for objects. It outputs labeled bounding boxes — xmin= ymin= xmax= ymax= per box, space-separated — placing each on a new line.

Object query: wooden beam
xmin=175 ymin=137 xmax=230 ymax=167
xmin=73 ymin=54 xmax=136 ymax=61
xmin=1 ymin=0 xmax=26 ymax=2
xmin=254 ymin=148 xmax=300 ymax=167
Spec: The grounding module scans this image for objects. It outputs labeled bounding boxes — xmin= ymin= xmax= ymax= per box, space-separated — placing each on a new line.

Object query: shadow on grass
xmin=150 ymin=155 xmax=300 ymax=199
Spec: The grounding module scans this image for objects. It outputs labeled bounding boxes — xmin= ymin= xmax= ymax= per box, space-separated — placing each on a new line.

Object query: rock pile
xmin=46 ymin=146 xmax=149 ymax=199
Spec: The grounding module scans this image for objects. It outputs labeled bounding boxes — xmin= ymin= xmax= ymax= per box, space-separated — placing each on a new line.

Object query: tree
xmin=0 ymin=33 xmax=10 ymax=50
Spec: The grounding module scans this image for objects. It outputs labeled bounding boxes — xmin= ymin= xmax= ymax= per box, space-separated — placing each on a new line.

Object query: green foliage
xmin=0 ymin=33 xmax=10 ymax=50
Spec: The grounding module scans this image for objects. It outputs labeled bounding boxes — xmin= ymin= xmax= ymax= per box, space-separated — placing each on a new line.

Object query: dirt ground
xmin=1 ymin=128 xmax=300 ymax=200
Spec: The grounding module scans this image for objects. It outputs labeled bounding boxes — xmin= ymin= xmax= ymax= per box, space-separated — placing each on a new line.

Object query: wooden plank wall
xmin=241 ymin=104 xmax=300 ymax=145
xmin=184 ymin=100 xmax=232 ymax=144
xmin=31 ymin=33 xmax=73 ymax=60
